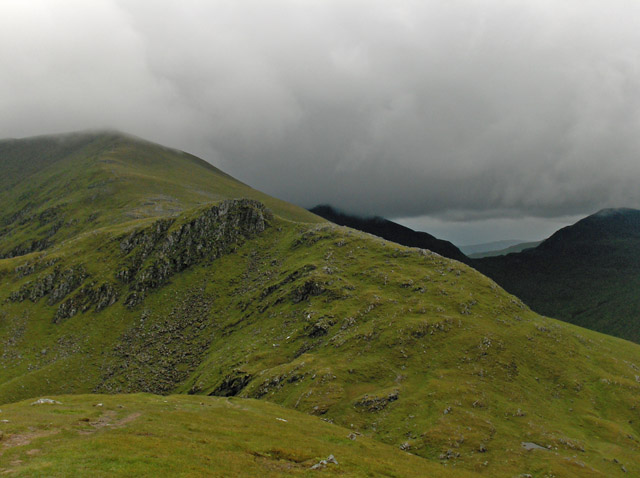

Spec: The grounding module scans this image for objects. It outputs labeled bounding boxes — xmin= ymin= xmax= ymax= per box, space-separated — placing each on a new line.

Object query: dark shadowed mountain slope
xmin=473 ymin=208 xmax=640 ymax=343
xmin=309 ymin=204 xmax=469 ymax=263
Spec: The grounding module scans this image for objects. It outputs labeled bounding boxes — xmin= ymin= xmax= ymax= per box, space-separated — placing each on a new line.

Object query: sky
xmin=2 ymin=0 xmax=640 ymax=245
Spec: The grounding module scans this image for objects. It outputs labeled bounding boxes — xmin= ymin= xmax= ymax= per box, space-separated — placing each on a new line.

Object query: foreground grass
xmin=0 ymin=393 xmax=467 ymax=477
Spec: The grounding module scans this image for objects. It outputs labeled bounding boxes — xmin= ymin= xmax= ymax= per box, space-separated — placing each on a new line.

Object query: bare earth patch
xmin=78 ymin=411 xmax=142 ymax=435
xmin=1 ymin=429 xmax=59 ymax=453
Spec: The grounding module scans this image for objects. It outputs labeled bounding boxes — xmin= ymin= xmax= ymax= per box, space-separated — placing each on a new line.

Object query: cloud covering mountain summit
xmin=2 ymin=0 xmax=640 ymax=222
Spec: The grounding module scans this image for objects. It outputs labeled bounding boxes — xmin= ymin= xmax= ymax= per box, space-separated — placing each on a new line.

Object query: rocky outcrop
xmin=54 ymin=282 xmax=119 ymax=323
xmin=0 ymin=205 xmax=67 ymax=258
xmin=9 ymin=265 xmax=87 ymax=305
xmin=292 ymin=279 xmax=325 ymax=303
xmin=354 ymin=390 xmax=399 ymax=412
xmin=210 ymin=370 xmax=253 ymax=397
xmin=260 ymin=264 xmax=317 ymax=299
xmin=117 ymin=199 xmax=272 ymax=307
xmin=7 ymin=199 xmax=272 ymax=326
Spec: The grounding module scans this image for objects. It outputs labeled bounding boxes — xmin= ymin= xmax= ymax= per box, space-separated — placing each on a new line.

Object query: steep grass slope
xmin=309 ymin=203 xmax=640 ymax=344
xmin=0 ymin=133 xmax=639 ymax=477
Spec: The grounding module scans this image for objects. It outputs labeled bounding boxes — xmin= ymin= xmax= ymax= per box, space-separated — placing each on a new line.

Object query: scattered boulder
xmin=521 ymin=442 xmax=547 ymax=451
xmin=439 ymin=449 xmax=460 ymax=460
xmin=31 ymin=398 xmax=62 ymax=405
xmin=355 ymin=390 xmax=399 ymax=412
xmin=310 ymin=454 xmax=339 ymax=470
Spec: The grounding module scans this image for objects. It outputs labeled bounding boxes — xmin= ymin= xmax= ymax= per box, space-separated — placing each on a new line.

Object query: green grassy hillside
xmin=310 ymin=203 xmax=640 ymax=344
xmin=0 ymin=131 xmax=321 ymax=258
xmin=0 ymin=133 xmax=639 ymax=477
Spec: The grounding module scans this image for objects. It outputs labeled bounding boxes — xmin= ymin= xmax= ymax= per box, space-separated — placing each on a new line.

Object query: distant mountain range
xmin=460 ymin=239 xmax=528 ymax=256
xmin=460 ymin=239 xmax=542 ymax=258
xmin=466 ymin=240 xmax=542 ymax=258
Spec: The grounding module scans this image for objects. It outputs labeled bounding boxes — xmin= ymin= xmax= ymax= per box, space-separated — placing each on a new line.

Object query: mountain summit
xmin=540 ymin=208 xmax=640 ymax=247
xmin=0 ymin=131 xmax=321 ymax=258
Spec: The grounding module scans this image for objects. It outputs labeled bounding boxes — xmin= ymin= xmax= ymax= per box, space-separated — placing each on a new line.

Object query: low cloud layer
xmin=2 ymin=0 xmax=640 ymax=224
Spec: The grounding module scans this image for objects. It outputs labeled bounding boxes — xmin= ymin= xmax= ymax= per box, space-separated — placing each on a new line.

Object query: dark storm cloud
xmin=2 ymin=0 xmax=640 ymax=223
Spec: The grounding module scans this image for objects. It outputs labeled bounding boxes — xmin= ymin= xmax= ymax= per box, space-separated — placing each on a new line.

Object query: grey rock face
xmin=10 ymin=265 xmax=87 ymax=305
xmin=7 ymin=199 xmax=272 ymax=324
xmin=54 ymin=281 xmax=119 ymax=323
xmin=117 ymin=199 xmax=272 ymax=307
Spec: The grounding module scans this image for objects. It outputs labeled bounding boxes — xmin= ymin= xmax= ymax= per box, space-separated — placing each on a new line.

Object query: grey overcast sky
xmin=2 ymin=0 xmax=640 ymax=245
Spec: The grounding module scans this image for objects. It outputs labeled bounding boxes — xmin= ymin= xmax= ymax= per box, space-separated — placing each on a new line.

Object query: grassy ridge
xmin=309 ymin=203 xmax=640 ymax=344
